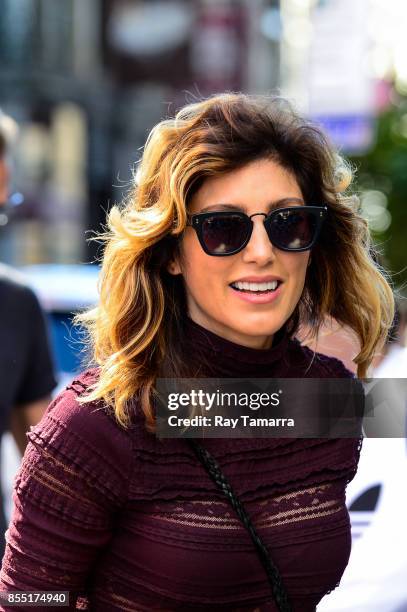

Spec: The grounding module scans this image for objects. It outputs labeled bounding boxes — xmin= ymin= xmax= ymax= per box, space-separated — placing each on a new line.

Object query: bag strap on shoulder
xmin=187 ymin=439 xmax=292 ymax=612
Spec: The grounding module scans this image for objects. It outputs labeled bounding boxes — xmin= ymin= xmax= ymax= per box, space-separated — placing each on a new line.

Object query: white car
xmin=319 ymin=351 xmax=407 ymax=612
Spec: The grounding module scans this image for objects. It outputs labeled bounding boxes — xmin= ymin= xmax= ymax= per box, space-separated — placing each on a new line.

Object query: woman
xmin=0 ymin=94 xmax=394 ymax=611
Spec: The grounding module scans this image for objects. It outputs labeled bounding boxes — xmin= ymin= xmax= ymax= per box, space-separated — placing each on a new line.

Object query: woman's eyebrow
xmin=199 ymin=197 xmax=304 ymax=213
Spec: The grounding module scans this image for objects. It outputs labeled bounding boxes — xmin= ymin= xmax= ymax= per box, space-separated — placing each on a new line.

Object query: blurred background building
xmin=0 ymin=0 xmax=406 ymax=283
xmin=0 ymin=0 xmax=279 ymax=265
xmin=1 ymin=2 xmax=407 ymax=610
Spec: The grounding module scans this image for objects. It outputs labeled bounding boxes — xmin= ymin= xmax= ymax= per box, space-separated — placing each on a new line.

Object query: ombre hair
xmin=76 ymin=93 xmax=394 ymax=431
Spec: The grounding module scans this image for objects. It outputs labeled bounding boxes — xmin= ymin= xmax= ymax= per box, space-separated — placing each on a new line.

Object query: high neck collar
xmin=184 ymin=316 xmax=290 ymax=377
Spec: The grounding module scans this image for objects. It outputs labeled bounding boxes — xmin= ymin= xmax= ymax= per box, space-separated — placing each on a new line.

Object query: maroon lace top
xmin=0 ymin=318 xmax=363 ymax=611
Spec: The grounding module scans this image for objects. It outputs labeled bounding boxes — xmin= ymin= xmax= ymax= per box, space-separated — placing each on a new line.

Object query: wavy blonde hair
xmin=77 ymin=93 xmax=394 ymax=431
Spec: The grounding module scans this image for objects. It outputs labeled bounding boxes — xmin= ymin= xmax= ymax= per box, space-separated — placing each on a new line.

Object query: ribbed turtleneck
xmin=184 ymin=316 xmax=292 ymax=378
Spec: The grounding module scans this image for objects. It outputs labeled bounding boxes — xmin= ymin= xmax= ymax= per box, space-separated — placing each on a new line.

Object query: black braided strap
xmin=187 ymin=439 xmax=292 ymax=612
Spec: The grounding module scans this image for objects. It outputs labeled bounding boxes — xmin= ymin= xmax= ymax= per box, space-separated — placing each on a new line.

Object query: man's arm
xmin=10 ymin=285 xmax=57 ymax=456
xmin=9 ymin=396 xmax=51 ymax=457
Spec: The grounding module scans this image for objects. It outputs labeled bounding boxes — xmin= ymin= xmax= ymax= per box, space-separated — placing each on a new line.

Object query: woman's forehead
xmin=188 ymin=159 xmax=303 ymax=213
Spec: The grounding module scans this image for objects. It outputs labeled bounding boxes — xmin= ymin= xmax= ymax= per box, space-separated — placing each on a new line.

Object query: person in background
xmin=0 ymin=109 xmax=57 ymax=560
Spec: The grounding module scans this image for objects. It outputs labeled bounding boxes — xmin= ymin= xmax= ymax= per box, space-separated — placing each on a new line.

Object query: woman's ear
xmin=167 ymin=258 xmax=182 ymax=276
xmin=307 ymin=256 xmax=312 ymax=268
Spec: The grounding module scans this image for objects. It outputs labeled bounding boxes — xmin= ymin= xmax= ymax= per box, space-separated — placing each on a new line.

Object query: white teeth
xmin=232 ymin=280 xmax=279 ymax=292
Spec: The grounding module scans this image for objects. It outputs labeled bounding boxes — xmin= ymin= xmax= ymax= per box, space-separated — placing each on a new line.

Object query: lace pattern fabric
xmin=132 ymin=480 xmax=346 ymax=540
xmin=0 ymin=322 xmax=363 ymax=611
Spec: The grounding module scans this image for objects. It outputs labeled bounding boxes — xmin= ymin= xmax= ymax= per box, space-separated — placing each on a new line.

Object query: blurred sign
xmin=103 ymin=0 xmax=191 ymax=85
xmin=107 ymin=1 xmax=193 ymax=57
xmin=308 ymin=0 xmax=376 ymax=152
xmin=190 ymin=0 xmax=247 ymax=94
xmin=312 ymin=114 xmax=376 ymax=155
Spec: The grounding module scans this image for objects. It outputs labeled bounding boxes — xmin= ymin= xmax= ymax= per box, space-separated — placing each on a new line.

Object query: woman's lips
xmin=229 ymin=283 xmax=283 ymax=304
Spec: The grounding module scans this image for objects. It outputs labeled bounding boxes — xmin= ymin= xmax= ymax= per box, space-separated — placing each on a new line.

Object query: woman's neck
xmin=185 ymin=312 xmax=277 ymax=351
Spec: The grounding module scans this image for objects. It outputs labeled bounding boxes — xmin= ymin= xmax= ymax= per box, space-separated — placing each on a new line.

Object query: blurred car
xmin=19 ymin=263 xmax=100 ymax=389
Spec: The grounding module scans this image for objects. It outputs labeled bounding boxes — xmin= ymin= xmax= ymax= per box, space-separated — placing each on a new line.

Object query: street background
xmin=1 ymin=1 xmax=407 ymax=610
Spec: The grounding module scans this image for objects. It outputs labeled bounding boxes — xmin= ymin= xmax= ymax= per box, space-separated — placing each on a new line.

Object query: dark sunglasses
xmin=186 ymin=205 xmax=328 ymax=256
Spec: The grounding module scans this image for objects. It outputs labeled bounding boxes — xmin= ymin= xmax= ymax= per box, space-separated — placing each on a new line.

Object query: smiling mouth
xmin=229 ymin=280 xmax=282 ymax=294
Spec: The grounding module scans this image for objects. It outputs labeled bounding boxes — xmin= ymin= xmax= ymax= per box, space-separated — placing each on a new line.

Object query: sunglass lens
xmin=268 ymin=208 xmax=317 ymax=250
xmin=201 ymin=214 xmax=249 ymax=254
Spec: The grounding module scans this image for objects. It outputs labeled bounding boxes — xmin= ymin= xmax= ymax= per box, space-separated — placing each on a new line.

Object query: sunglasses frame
xmin=186 ymin=205 xmax=328 ymax=256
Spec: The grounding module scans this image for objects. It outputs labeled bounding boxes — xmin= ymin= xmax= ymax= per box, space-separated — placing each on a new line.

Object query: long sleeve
xmin=0 ymin=373 xmax=133 ymax=611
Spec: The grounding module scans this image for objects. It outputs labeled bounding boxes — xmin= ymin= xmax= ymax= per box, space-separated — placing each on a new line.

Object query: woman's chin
xmin=220 ymin=322 xmax=282 ymax=349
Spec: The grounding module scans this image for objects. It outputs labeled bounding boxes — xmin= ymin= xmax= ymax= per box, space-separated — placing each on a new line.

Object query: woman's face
xmin=168 ymin=158 xmax=311 ymax=349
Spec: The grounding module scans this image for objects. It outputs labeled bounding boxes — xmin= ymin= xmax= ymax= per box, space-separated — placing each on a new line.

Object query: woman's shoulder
xmin=288 ymin=337 xmax=356 ymax=378
xmin=27 ymin=367 xmax=134 ymax=476
xmin=39 ymin=367 xmax=123 ymax=429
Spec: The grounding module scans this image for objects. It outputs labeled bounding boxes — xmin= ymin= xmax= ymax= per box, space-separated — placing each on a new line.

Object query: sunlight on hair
xmin=74 ymin=93 xmax=395 ymax=430
xmin=333 ymin=157 xmax=354 ymax=193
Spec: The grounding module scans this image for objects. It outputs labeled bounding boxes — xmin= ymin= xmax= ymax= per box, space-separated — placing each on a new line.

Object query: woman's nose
xmin=241 ymin=215 xmax=276 ymax=265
